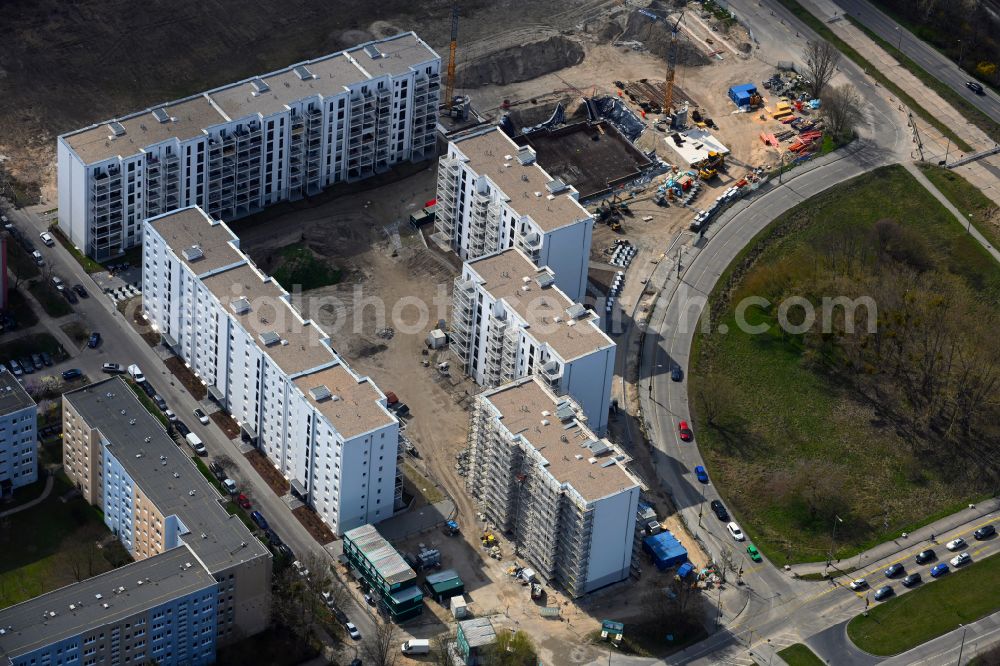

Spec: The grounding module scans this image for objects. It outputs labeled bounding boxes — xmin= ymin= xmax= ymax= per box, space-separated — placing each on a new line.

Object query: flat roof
xmin=664 ymin=128 xmax=730 ymax=166
xmin=64 ymin=95 xmax=225 ymax=164
xmin=452 ymin=127 xmax=591 ymax=233
xmin=0 ymin=370 xmax=35 ymax=416
xmin=292 ymin=364 xmax=394 ymax=440
xmin=61 ymin=32 xmax=439 ymax=165
xmin=459 ymin=617 xmax=497 ymax=648
xmin=201 ymin=263 xmax=335 ymax=377
xmin=343 ymin=524 xmax=416 ymax=586
xmin=483 ymin=377 xmax=637 ymax=502
xmin=63 ymin=378 xmax=271 ymax=573
xmin=348 ymin=33 xmax=438 ymax=78
xmin=467 ymin=249 xmax=612 ymax=361
xmin=147 ymin=207 xmax=244 ymax=275
xmin=0 ymin=546 xmax=215 ymax=659
xmin=210 ymin=54 xmax=366 ymax=119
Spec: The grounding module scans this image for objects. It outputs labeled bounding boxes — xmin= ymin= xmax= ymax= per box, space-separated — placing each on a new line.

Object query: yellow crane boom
xmin=445 ymin=5 xmax=459 ymax=110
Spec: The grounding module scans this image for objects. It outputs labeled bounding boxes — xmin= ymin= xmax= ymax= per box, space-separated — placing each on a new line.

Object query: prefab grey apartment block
xmin=57 ymin=32 xmax=440 ymax=261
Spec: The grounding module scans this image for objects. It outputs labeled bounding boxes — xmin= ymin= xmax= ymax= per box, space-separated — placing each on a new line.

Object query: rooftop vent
xmin=151 ymin=108 xmax=170 ymax=124
xmin=293 ymin=65 xmax=314 ymax=80
xmin=259 ymin=331 xmax=280 ymax=346
xmin=565 ymin=303 xmax=588 ymax=320
xmin=535 ymin=273 xmax=555 ymax=288
xmin=515 ymin=146 xmax=535 ymax=165
xmin=94 ymin=594 xmax=102 ymax=600
xmin=182 ymin=245 xmax=204 ymax=262
xmin=588 ymin=439 xmax=611 ymax=456
xmin=546 ymin=178 xmax=568 ymax=194
xmin=555 ymin=402 xmax=575 ymax=421
xmin=230 ymin=297 xmax=251 ymax=315
xmin=108 ymin=121 xmax=126 ymax=138
xmin=102 ymin=603 xmax=110 ymax=609
xmin=363 ymin=44 xmax=384 ymax=59
xmin=250 ymin=78 xmax=270 ymax=94
xmin=600 ymin=459 xmax=618 ymax=468
xmin=309 ymin=385 xmax=332 ymax=401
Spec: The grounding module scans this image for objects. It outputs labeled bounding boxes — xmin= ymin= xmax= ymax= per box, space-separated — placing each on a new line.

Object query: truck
xmin=185 ymin=432 xmax=207 ymax=456
xmin=401 ymin=639 xmax=431 ymax=655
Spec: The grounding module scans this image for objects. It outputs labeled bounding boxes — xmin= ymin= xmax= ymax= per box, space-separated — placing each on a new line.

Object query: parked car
xmin=671 ymin=366 xmax=684 ymax=382
xmin=250 ymin=511 xmax=269 ymax=531
xmin=974 ymin=524 xmax=996 ymax=540
xmin=902 ymin=573 xmax=921 ymax=587
xmin=884 ymin=563 xmax=904 ymax=578
xmin=873 ymin=585 xmax=894 ymax=601
xmin=153 ymin=394 xmax=167 ymax=411
xmin=174 ymin=421 xmax=191 ymax=437
xmin=950 ymin=552 xmax=971 ymax=567
xmin=292 ymin=560 xmax=310 ymax=579
xmin=88 ymin=332 xmax=101 ymax=348
xmin=946 ymin=538 xmax=967 ymax=551
xmin=194 ymin=408 xmax=210 ymax=425
xmin=73 ymin=284 xmax=88 ymax=298
xmin=345 ymin=622 xmax=361 ymax=640
xmin=694 ymin=466 xmax=709 ymax=483
xmin=209 ymin=461 xmax=226 ymax=480
xmin=678 ymin=420 xmax=693 ymax=442
xmin=237 ymin=493 xmax=251 ymax=510
xmin=746 ymin=544 xmax=762 ymax=562
xmin=19 ymin=357 xmax=34 ymax=374
xmin=31 ymin=250 xmax=44 ymax=266
xmin=727 ymin=522 xmax=745 ymax=542
xmin=915 ymin=549 xmax=936 ymax=565
xmin=710 ymin=500 xmax=729 ymax=521
xmin=51 ymin=276 xmax=64 ymax=290
xmin=164 ymin=409 xmax=177 ymax=422
xmin=30 ymin=354 xmax=44 ymax=370
xmin=141 ymin=383 xmax=155 ymax=398
xmin=8 ymin=359 xmax=23 ymax=376
xmin=39 ymin=231 xmax=54 ymax=247
xmin=966 ymin=80 xmax=985 ymax=95
xmin=102 ymin=362 xmax=125 ymax=374
xmin=930 ymin=563 xmax=949 ymax=578
xmin=221 ymin=479 xmax=238 ymax=495
xmin=64 ymin=289 xmax=78 ymax=304
xmin=39 ymin=351 xmax=52 ymax=367
xmin=849 ymin=578 xmax=868 ymax=591
xmin=127 ymin=364 xmax=145 ymax=383
xmin=61 ymin=368 xmax=82 ymax=380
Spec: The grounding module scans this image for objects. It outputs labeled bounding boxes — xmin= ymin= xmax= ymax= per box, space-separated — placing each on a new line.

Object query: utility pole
xmin=895 ymin=25 xmax=902 ymax=51
xmin=956 ymin=624 xmax=967 ymax=665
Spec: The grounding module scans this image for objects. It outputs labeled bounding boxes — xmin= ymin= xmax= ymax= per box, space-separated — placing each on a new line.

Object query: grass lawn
xmin=0 ymin=331 xmax=64 ymax=360
xmin=215 ymin=625 xmax=319 ymax=666
xmin=777 ymin=643 xmax=825 ymax=666
xmin=847 ymin=553 xmax=1000 ymax=655
xmin=773 ymin=0 xmax=972 ymax=152
xmin=60 ymin=320 xmax=91 ymax=348
xmin=918 ymin=163 xmax=1000 ymax=250
xmin=402 ymin=462 xmax=445 ymax=504
xmin=587 ymin=619 xmax=707 ymax=658
xmin=28 ymin=280 xmax=73 ymax=318
xmin=5 ymin=241 xmax=41 ymax=282
xmin=270 ymin=242 xmax=341 ymax=292
xmin=5 ymin=288 xmax=39 ymax=328
xmin=0 ymin=473 xmax=129 ymax=609
xmin=124 ymin=378 xmax=169 ymax=428
xmin=49 ymin=223 xmax=103 ymax=274
xmin=690 ymin=165 xmax=1000 ymax=565
xmin=845 ymin=17 xmax=1000 ymax=144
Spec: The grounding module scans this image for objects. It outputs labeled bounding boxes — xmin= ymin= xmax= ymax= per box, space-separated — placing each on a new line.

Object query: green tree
xmin=483 ymin=630 xmax=536 ymax=666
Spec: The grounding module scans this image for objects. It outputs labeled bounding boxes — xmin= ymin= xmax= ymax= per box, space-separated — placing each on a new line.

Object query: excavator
xmin=697 ymin=151 xmax=726 ymax=180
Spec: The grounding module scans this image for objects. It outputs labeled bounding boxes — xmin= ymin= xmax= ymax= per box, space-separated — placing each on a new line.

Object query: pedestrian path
xmin=0 ymin=473 xmax=54 ymax=518
xmin=903 ymin=161 xmax=1000 ymax=264
xmin=789 ymin=496 xmax=1000 ymax=576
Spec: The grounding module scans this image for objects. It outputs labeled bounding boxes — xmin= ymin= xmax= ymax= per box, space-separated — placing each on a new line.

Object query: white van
xmin=401 ymin=639 xmax=430 ymax=655
xmin=127 ymin=364 xmax=145 ymax=383
xmin=185 ymin=432 xmax=207 ymax=455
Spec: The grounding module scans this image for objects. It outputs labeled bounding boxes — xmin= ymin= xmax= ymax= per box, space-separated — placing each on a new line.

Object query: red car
xmin=237 ymin=494 xmax=251 ymax=510
xmin=678 ymin=420 xmax=693 ymax=442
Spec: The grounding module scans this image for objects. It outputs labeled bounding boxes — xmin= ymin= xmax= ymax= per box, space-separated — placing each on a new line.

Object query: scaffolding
xmin=450 ymin=277 xmax=477 ymax=374
xmin=434 ymin=157 xmax=462 ymax=243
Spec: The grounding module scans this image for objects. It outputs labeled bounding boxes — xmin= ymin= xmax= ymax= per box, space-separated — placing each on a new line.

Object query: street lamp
xmin=967 ymin=213 xmax=973 ymax=233
xmin=956 ymin=624 xmax=968 ymax=665
xmin=957 ymin=39 xmax=966 ymax=68
xmin=826 ymin=515 xmax=844 ymax=570
xmin=895 ymin=25 xmax=902 ymax=51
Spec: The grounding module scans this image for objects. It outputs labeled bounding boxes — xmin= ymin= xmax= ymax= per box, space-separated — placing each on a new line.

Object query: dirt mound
xmin=505 ymin=97 xmax=589 ymax=132
xmin=458 ymin=35 xmax=585 ymax=88
xmin=332 ymin=29 xmax=375 ymax=50
xmin=621 ymin=10 xmax=711 ymax=66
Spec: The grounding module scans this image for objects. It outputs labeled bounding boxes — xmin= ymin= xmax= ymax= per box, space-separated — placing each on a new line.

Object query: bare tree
xmin=361 ymin=616 xmax=398 ymax=666
xmin=717 ymin=546 xmax=736 ymax=584
xmin=804 ymin=40 xmax=841 ymax=99
xmin=821 ymin=84 xmax=864 ymax=142
xmin=270 ymin=565 xmax=316 ymax=643
xmin=430 ymin=634 xmax=454 ymax=666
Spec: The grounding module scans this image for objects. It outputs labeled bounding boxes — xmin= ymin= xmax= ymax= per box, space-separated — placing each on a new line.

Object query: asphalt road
xmin=831 ymin=0 xmax=1000 ymax=126
xmin=3 ymin=207 xmax=378 ymax=642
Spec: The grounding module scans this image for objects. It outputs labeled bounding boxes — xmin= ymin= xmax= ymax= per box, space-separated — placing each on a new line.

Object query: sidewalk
xmin=0 ymin=474 xmax=54 ymax=518
xmin=794 ymin=0 xmax=1000 ymax=206
xmin=789 ymin=496 xmax=1000 ymax=576
xmin=903 ymin=161 xmax=1000 ymax=264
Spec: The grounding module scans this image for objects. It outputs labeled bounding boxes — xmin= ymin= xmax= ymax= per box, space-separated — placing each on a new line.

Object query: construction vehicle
xmin=696 ymin=151 xmax=726 ymax=180
xmin=530 ymin=582 xmax=544 ymax=601
xmin=444 ymin=520 xmax=460 ymax=536
xmin=482 ymin=532 xmax=497 ymax=548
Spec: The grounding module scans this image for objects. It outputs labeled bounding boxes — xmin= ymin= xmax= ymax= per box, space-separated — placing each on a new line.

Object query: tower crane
xmin=663 ymin=12 xmax=685 ymax=123
xmin=445 ymin=4 xmax=460 ymax=111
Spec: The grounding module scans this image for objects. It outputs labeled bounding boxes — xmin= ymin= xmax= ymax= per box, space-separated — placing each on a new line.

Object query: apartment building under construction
xmin=451 ymin=247 xmax=615 ymax=435
xmin=466 ymin=377 xmax=640 ymax=597
xmin=433 ymin=126 xmax=593 ymax=302
xmin=57 ymin=33 xmax=440 ymax=260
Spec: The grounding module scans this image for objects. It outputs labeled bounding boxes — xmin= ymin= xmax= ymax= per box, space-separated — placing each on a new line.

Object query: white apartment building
xmin=451 ymin=248 xmax=615 ymax=435
xmin=0 ymin=370 xmax=37 ymax=496
xmin=141 ymin=207 xmax=401 ymax=534
xmin=467 ymin=376 xmax=640 ymax=597
xmin=434 ymin=126 xmax=593 ymax=302
xmin=58 ymin=33 xmax=440 ymax=261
